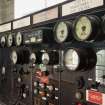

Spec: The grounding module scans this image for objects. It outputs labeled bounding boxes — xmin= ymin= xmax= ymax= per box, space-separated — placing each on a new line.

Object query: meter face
xmin=11 ymin=50 xmax=17 ymax=64
xmin=30 ymin=53 xmax=36 ymax=63
xmin=7 ymin=33 xmax=13 ymax=47
xmin=74 ymin=16 xmax=92 ymax=41
xmin=0 ymin=36 xmax=6 ymax=46
xmin=16 ymin=32 xmax=22 ymax=46
xmin=64 ymin=49 xmax=79 ymax=71
xmin=42 ymin=52 xmax=50 ymax=65
xmin=55 ymin=22 xmax=68 ymax=43
xmin=96 ymin=50 xmax=105 ymax=84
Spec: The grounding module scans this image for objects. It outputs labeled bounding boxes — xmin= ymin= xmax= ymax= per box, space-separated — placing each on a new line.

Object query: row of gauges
xmin=0 ymin=32 xmax=22 ymax=47
xmin=10 ymin=48 xmax=97 ymax=71
xmin=54 ymin=15 xmax=102 ymax=43
xmin=10 ymin=50 xmax=59 ymax=65
xmin=1 ymin=15 xmax=105 ymax=48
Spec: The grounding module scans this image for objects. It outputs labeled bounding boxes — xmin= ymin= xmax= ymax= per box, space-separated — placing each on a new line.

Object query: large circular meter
xmin=73 ymin=15 xmax=100 ymax=41
xmin=41 ymin=51 xmax=59 ymax=65
xmin=54 ymin=21 xmax=72 ymax=43
xmin=42 ymin=52 xmax=50 ymax=65
xmin=15 ymin=32 xmax=22 ymax=46
xmin=64 ymin=49 xmax=80 ymax=71
xmin=30 ymin=52 xmax=36 ymax=64
xmin=7 ymin=33 xmax=13 ymax=47
xmin=10 ymin=50 xmax=17 ymax=65
xmin=64 ymin=48 xmax=96 ymax=71
xmin=0 ymin=35 xmax=6 ymax=47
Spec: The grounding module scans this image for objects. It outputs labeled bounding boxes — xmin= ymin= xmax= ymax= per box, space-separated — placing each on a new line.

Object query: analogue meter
xmin=11 ymin=49 xmax=31 ymax=64
xmin=10 ymin=50 xmax=17 ymax=65
xmin=30 ymin=52 xmax=36 ymax=63
xmin=64 ymin=48 xmax=96 ymax=71
xmin=33 ymin=51 xmax=42 ymax=64
xmin=64 ymin=49 xmax=80 ymax=71
xmin=73 ymin=15 xmax=100 ymax=41
xmin=15 ymin=32 xmax=22 ymax=46
xmin=96 ymin=50 xmax=105 ymax=84
xmin=42 ymin=52 xmax=50 ymax=65
xmin=42 ymin=51 xmax=59 ymax=65
xmin=54 ymin=21 xmax=72 ymax=43
xmin=7 ymin=33 xmax=13 ymax=47
xmin=0 ymin=35 xmax=6 ymax=47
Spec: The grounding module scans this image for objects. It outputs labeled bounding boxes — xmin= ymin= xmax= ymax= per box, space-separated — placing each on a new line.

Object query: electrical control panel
xmin=0 ymin=0 xmax=105 ymax=105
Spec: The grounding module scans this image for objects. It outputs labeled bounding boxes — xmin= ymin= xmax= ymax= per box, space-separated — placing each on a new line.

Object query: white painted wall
xmin=15 ymin=0 xmax=66 ymax=18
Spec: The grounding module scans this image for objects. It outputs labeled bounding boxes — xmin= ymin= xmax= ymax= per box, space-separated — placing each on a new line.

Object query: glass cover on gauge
xmin=54 ymin=21 xmax=69 ymax=43
xmin=30 ymin=53 xmax=36 ymax=63
xmin=64 ymin=49 xmax=79 ymax=71
xmin=42 ymin=52 xmax=50 ymax=65
xmin=11 ymin=50 xmax=17 ymax=64
xmin=74 ymin=16 xmax=92 ymax=41
xmin=7 ymin=33 xmax=13 ymax=47
xmin=96 ymin=50 xmax=105 ymax=84
xmin=15 ymin=32 xmax=22 ymax=46
xmin=0 ymin=36 xmax=6 ymax=47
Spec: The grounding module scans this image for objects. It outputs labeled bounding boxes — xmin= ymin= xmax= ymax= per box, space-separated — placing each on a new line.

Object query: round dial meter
xmin=64 ymin=48 xmax=96 ymax=71
xmin=11 ymin=50 xmax=17 ymax=65
xmin=30 ymin=53 xmax=36 ymax=63
xmin=73 ymin=15 xmax=100 ymax=41
xmin=0 ymin=36 xmax=6 ymax=47
xmin=54 ymin=21 xmax=72 ymax=43
xmin=7 ymin=33 xmax=13 ymax=47
xmin=42 ymin=52 xmax=50 ymax=65
xmin=64 ymin=49 xmax=80 ymax=71
xmin=15 ymin=32 xmax=22 ymax=46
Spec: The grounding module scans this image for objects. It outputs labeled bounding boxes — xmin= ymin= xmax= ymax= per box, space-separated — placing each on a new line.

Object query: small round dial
xmin=30 ymin=53 xmax=36 ymax=63
xmin=15 ymin=32 xmax=22 ymax=46
xmin=0 ymin=36 xmax=6 ymax=47
xmin=64 ymin=49 xmax=80 ymax=71
xmin=54 ymin=21 xmax=72 ymax=43
xmin=7 ymin=33 xmax=13 ymax=47
xmin=42 ymin=52 xmax=50 ymax=65
xmin=73 ymin=15 xmax=100 ymax=41
xmin=10 ymin=50 xmax=17 ymax=65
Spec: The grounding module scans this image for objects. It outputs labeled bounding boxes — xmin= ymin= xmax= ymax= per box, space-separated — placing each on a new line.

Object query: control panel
xmin=0 ymin=0 xmax=105 ymax=105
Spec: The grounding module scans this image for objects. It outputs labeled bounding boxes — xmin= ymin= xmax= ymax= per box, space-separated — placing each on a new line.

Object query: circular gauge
xmin=7 ymin=33 xmax=13 ymax=47
xmin=64 ymin=48 xmax=96 ymax=71
xmin=96 ymin=50 xmax=105 ymax=84
xmin=10 ymin=50 xmax=17 ymax=65
xmin=64 ymin=49 xmax=80 ymax=71
xmin=1 ymin=66 xmax=6 ymax=75
xmin=54 ymin=21 xmax=72 ymax=43
xmin=0 ymin=36 xmax=6 ymax=47
xmin=42 ymin=52 xmax=50 ymax=65
xmin=73 ymin=15 xmax=100 ymax=41
xmin=15 ymin=32 xmax=22 ymax=46
xmin=30 ymin=53 xmax=36 ymax=63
